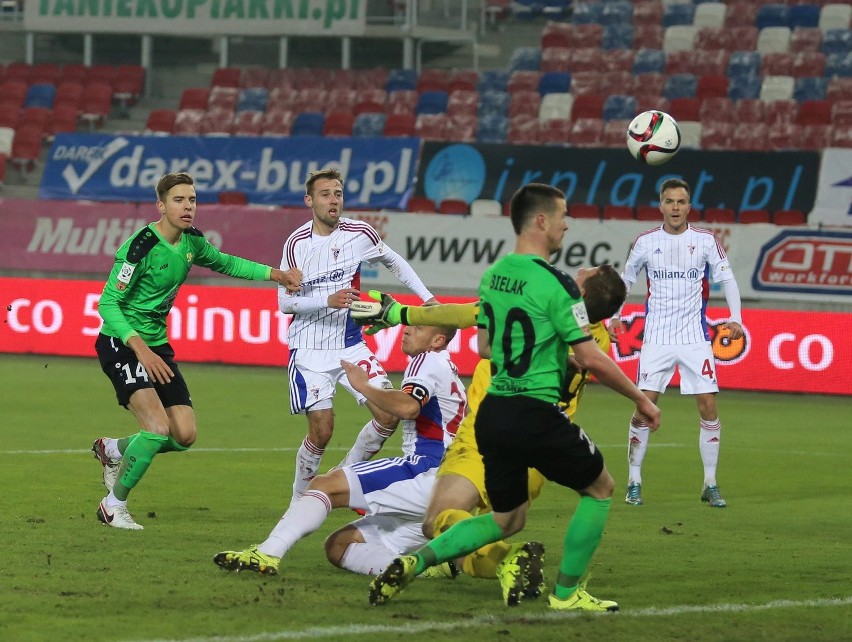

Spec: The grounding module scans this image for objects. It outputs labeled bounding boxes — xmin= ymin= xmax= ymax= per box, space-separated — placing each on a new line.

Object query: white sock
xmin=338 ymin=540 xmax=397 ymax=575
xmin=104 ymin=438 xmax=122 ymax=460
xmin=292 ymin=437 xmax=324 ymax=500
xmin=258 ymin=490 xmax=332 ymax=559
xmin=628 ymin=418 xmax=650 ymax=484
xmin=699 ymin=418 xmax=721 ymax=487
xmin=104 ymin=492 xmax=125 ymax=508
xmin=337 ymin=419 xmax=396 ymax=468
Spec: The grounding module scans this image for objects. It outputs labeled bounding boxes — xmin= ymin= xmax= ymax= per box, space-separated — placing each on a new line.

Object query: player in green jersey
xmin=91 ymin=172 xmax=302 ymax=530
xmin=369 ymin=183 xmax=661 ymax=610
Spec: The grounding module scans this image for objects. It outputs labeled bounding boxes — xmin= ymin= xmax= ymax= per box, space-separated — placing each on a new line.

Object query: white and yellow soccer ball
xmin=626 ymin=110 xmax=681 ymax=166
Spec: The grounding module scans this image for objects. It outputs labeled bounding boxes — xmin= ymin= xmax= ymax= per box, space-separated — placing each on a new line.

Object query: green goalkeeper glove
xmin=350 ymin=290 xmax=406 ymax=336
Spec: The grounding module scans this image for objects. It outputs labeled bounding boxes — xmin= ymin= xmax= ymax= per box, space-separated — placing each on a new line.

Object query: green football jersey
xmin=98 ymin=223 xmax=271 ymax=345
xmin=477 ymin=253 xmax=592 ymax=404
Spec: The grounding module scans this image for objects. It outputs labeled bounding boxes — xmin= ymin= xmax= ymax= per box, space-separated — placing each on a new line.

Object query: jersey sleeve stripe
xmin=339 ymin=221 xmax=381 ymax=245
xmin=285 ymin=226 xmax=313 ymax=268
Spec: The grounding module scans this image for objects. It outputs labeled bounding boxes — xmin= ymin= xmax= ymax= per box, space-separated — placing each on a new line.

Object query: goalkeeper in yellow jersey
xmin=351 ymin=264 xmax=624 ymax=606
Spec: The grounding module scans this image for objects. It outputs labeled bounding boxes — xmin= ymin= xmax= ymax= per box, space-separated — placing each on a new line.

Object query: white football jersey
xmin=279 ymin=218 xmax=393 ymax=350
xmin=622 ymin=225 xmax=735 ymax=345
xmin=399 ymin=350 xmax=467 ymax=461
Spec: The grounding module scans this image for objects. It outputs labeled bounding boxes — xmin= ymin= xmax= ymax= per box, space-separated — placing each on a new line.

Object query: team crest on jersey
xmin=331 ymin=246 xmax=340 ymax=260
xmin=186 ymin=252 xmax=193 ymax=263
xmin=117 ymin=262 xmax=135 ymax=284
xmin=688 ymin=243 xmax=696 ymax=255
xmin=309 ymin=385 xmax=320 ymax=400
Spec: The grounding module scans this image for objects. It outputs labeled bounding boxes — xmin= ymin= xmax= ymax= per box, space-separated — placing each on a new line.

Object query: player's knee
xmin=372 ymin=411 xmax=399 ymax=432
xmin=323 ymin=533 xmax=346 ymax=568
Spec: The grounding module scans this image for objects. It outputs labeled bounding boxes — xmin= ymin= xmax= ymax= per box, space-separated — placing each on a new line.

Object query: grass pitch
xmin=1 ymin=354 xmax=850 ymax=642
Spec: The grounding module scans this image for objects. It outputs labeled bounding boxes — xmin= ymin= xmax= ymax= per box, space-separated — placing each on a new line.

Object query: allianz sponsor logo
xmin=304 ymin=268 xmax=346 ymax=287
xmin=49 ymin=137 xmax=413 ymax=203
xmin=26 ymin=217 xmax=223 ymax=255
xmin=649 ymin=268 xmax=701 ymax=280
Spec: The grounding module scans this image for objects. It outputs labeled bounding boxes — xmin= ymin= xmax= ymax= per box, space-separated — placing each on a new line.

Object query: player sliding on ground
xmin=212 ymin=321 xmax=466 ymax=578
xmin=352 ymin=264 xmax=626 ymax=607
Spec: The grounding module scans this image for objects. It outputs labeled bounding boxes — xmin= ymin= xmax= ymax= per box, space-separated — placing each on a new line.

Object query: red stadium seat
xmin=232 ymin=111 xmax=263 ymax=137
xmin=602 ymin=205 xmax=634 ymax=221
xmin=179 ymin=88 xmax=210 ymax=111
xmin=765 ymin=100 xmax=798 ymax=124
xmin=666 ymin=51 xmax=694 ymax=75
xmin=761 ymin=52 xmax=793 ymax=76
xmin=383 ymin=113 xmax=415 ymax=136
xmin=796 ymin=100 xmax=832 ymax=126
xmin=414 ymin=114 xmax=450 ymax=140
xmin=635 ymin=206 xmax=661 ymax=221
xmin=569 ymin=71 xmax=600 ymax=97
xmin=354 ymin=89 xmax=387 ymax=116
xmin=261 ymin=110 xmax=294 ymax=136
xmin=449 ymin=70 xmax=479 ymax=93
xmin=696 ymin=75 xmax=729 ymax=99
xmin=211 ymin=67 xmax=241 ymax=88
xmin=386 ymin=89 xmax=417 ymax=115
xmin=438 ymin=199 xmax=469 ymax=215
xmin=568 ymin=203 xmax=600 ymax=220
xmin=700 ymin=121 xmax=734 ymax=150
xmin=447 ymin=90 xmax=479 ymax=118
xmin=800 ymin=124 xmax=832 ymax=150
xmin=208 ymin=86 xmax=239 ymax=112
xmin=602 ymin=119 xmax=630 ymax=147
xmin=632 ymin=73 xmax=666 ymax=97
xmin=790 ymin=27 xmax=822 ymax=53
xmin=571 ymin=94 xmax=605 ymax=120
xmin=827 ymin=78 xmax=852 ymax=101
xmin=144 ymin=109 xmax=176 ymax=135
xmin=509 ymin=91 xmax=541 ymax=119
xmin=507 ymin=71 xmax=542 ymax=94
xmin=699 ymin=97 xmax=735 ymax=124
xmin=48 ymin=103 xmax=79 ymax=138
xmin=568 ymin=118 xmax=604 ymax=147
xmin=602 ymin=50 xmax=635 ymax=73
xmin=322 ymin=111 xmax=354 ymax=137
xmin=173 ymin=109 xmax=205 ymax=135
xmin=200 ymin=110 xmax=234 ymax=136
xmin=30 ymin=63 xmax=60 ymax=85
xmin=240 ymin=67 xmax=269 ymax=89
xmin=407 ymin=196 xmax=437 ymax=213
xmin=738 ymin=209 xmax=771 ymax=224
xmin=791 ymin=52 xmax=826 ymax=78
xmin=730 ymin=123 xmax=769 ymax=151
xmin=669 ymin=97 xmax=700 ymax=122
xmin=539 ymin=118 xmax=572 ymax=145
xmin=703 ymin=208 xmax=736 ymax=224
xmin=507 ymin=116 xmax=540 ymax=145
xmin=772 ymin=209 xmax=806 ymax=226
xmin=10 ymin=123 xmax=43 ymax=173
xmin=692 ymin=50 xmax=730 ymax=76
xmin=734 ymin=99 xmax=766 ymax=123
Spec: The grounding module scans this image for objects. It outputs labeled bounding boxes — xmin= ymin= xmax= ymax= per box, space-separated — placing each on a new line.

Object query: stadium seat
xmin=208 ymin=86 xmax=239 ymax=112
xmin=508 ymin=71 xmax=542 ymax=94
xmin=663 ymin=74 xmax=697 ymax=99
xmin=796 ymin=99 xmax=832 ymax=125
xmin=540 ymin=47 xmax=571 ymax=73
xmin=449 ymin=70 xmax=479 ymax=93
xmin=773 ymin=209 xmax=807 ymax=226
xmin=738 ymin=209 xmax=771 ymax=224
xmin=768 ymin=121 xmax=796 ymax=149
xmin=568 ymin=203 xmax=600 ymax=220
xmin=695 ymin=27 xmax=734 ymax=52
xmin=539 ymin=118 xmax=572 ymax=145
xmin=87 ymin=64 xmax=118 ymax=86
xmin=634 ymin=95 xmax=670 ymax=115
xmin=58 ymin=63 xmax=87 ymax=85
xmin=679 ymin=121 xmax=702 ymax=149
xmin=322 ymin=111 xmax=354 ymax=137
xmin=830 ymin=125 xmax=852 ymax=147
xmin=794 ymin=77 xmax=828 ymax=102
xmin=570 ymin=1 xmax=602 ymax=24
xmin=699 ymin=97 xmax=735 ymax=124
xmin=602 ymin=50 xmax=635 ymax=73
xmin=727 ymin=51 xmax=762 ymax=79
xmin=765 ymin=99 xmax=799 ymax=124
xmin=757 ymin=27 xmax=793 ymax=55
xmin=79 ymin=82 xmax=113 ymax=128
xmin=632 ymin=1 xmax=663 ymax=27
xmin=237 ymin=88 xmax=268 ymax=113
xmin=731 ymin=122 xmax=770 ymax=150
xmin=693 ymin=50 xmax=730 ymax=76
xmin=822 ymin=29 xmax=852 ymax=55
xmin=19 ymin=107 xmax=50 ymax=131
xmin=828 ymin=77 xmax=852 ymax=100
xmin=538 ymin=72 xmax=571 ymax=96
xmin=351 ymin=112 xmax=385 ymax=137
xmin=353 ymin=89 xmax=386 ymax=116
xmin=791 ymin=51 xmax=826 ymax=77
xmin=324 ymin=89 xmax=356 ymax=114
xmin=23 ymin=84 xmax=56 ymax=110
xmin=633 ymin=24 xmax=665 ymax=49
xmin=173 ymin=109 xmax=204 ymax=135
xmin=603 ymin=95 xmax=637 ymax=121
xmin=450 ymin=114 xmax=477 ymax=143
xmin=383 ymin=113 xmax=415 ymax=137
xmin=0 ymin=80 xmax=28 ymax=109
xmin=179 ymin=88 xmax=210 ymax=111
xmin=414 ymin=114 xmax=449 ymax=140
xmin=0 ymin=126 xmax=14 ymax=156
xmin=476 ymin=113 xmax=508 ymax=143
xmin=697 ymin=75 xmax=729 ymax=99
xmin=291 ymin=112 xmax=324 ymax=136
xmin=507 ymin=47 xmax=542 ymax=73
xmin=470 ymin=199 xmax=503 ymax=218
xmin=762 ymin=52 xmax=793 ymax=76
xmin=699 ymin=121 xmax=734 ymax=150
xmin=211 ymin=67 xmax=241 ymax=88
xmin=569 ymin=71 xmax=599 ymax=97
xmin=10 ymin=123 xmax=43 ymax=174
xmin=30 ymin=63 xmax=60 ymax=85
xmin=760 ymin=76 xmax=795 ymax=101
xmin=819 ymin=4 xmax=852 ymax=31
xmin=48 ymin=103 xmax=79 ymax=138
xmin=416 ymin=69 xmax=450 ymax=94
xmin=635 ymin=205 xmax=661 ymax=222
xmin=405 ymin=196 xmax=438 ymax=214
xmin=791 ymin=27 xmax=823 ymax=54
xmin=230 ymin=111 xmax=262 ymax=137
xmin=438 ymin=199 xmax=469 ymax=215
xmin=665 ymin=51 xmax=695 ymax=75
xmin=112 ymin=65 xmax=145 ymax=114
xmin=478 ymin=70 xmax=509 ymax=93
xmin=825 ymin=51 xmax=852 ymax=77
xmin=756 ymin=5 xmax=789 ymax=30
xmin=600 ymin=71 xmax=634 ymax=97
xmin=663 ymin=26 xmax=697 ymax=52
xmin=478 ymin=90 xmax=510 ymax=118
xmin=602 ymin=205 xmax=634 ymax=220
xmin=669 ymin=97 xmax=700 ymax=122
xmin=729 ymin=27 xmax=760 ymax=52
xmin=571 ymin=94 xmax=605 ymax=120
xmin=569 ymin=48 xmax=603 ymax=73
xmin=200 ymin=110 xmax=234 ymax=136
xmin=386 ymin=89 xmax=418 ymax=115
xmin=507 ymin=116 xmax=540 ymax=145
xmin=832 ymin=100 xmax=852 ymax=124
xmin=538 ymin=93 xmax=573 ymax=122
xmin=602 ymin=24 xmax=634 ymax=50
xmin=600 ymin=1 xmax=632 ymax=26
xmin=789 ymin=5 xmax=820 ymax=30
xmin=728 ymin=74 xmax=762 ymax=100
xmin=509 ymin=91 xmax=541 ymax=119
xmin=703 ymin=207 xmax=736 ymax=223
xmin=239 ymin=67 xmax=269 ymax=89
xmin=4 ymin=62 xmax=30 ymax=84
xmin=693 ymin=2 xmax=726 ymax=29
xmin=632 ymin=73 xmax=667 ymax=97
xmin=217 ymin=191 xmax=248 ymax=205
xmin=446 ymin=90 xmax=479 ymax=119
xmin=385 ymin=69 xmax=417 ymax=93
xmin=602 ymin=118 xmax=630 ymax=147
xmin=663 ymin=3 xmax=695 ymax=28
xmin=416 ymin=91 xmax=449 ymax=115
xmin=799 ymin=124 xmax=832 ymax=149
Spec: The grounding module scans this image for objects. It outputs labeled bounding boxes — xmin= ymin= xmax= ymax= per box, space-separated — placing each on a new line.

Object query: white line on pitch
xmin=131 ymin=595 xmax=852 ymax=642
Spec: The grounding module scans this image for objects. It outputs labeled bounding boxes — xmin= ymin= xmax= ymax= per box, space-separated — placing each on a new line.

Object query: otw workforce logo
xmin=752 ymin=230 xmax=852 ymax=296
xmin=39 ymin=133 xmax=418 ymax=208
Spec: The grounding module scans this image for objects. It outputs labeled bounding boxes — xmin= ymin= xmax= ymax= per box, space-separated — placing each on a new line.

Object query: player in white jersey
xmin=279 ymin=168 xmax=436 ymax=502
xmin=213 ymin=321 xmax=466 ymax=577
xmin=609 ymin=178 xmax=744 ymax=508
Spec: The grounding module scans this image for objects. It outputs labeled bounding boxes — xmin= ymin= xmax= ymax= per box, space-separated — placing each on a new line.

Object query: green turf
xmin=1 ymin=354 xmax=850 ymax=642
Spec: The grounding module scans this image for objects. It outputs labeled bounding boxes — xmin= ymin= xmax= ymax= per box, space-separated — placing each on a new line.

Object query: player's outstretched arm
xmin=340 ymin=360 xmax=419 ymax=419
xmin=270 ymin=267 xmax=302 ymax=293
xmin=350 ymin=290 xmax=405 ymax=335
xmin=352 ymin=291 xmax=479 ymax=335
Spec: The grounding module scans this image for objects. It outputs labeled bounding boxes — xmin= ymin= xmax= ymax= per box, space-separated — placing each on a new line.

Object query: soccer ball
xmin=626 ymin=111 xmax=681 ymax=166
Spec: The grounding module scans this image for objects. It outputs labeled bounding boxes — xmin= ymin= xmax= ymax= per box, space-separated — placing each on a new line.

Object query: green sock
xmin=414 ymin=513 xmax=503 ymax=574
xmin=112 ymin=431 xmax=168 ymax=501
xmin=555 ymin=496 xmax=611 ymax=599
xmin=117 ymin=435 xmax=135 ymax=455
xmin=157 ymin=436 xmax=189 ymax=453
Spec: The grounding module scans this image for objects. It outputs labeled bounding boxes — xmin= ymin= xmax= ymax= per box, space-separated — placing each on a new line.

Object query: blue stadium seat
xmin=477 ymin=113 xmax=508 ymax=143
xmin=352 ymin=113 xmax=386 ymax=137
xmin=728 ymin=74 xmax=762 ymax=100
xmin=478 ymin=90 xmax=510 ymax=117
xmin=538 ymin=72 xmax=571 ymax=96
xmin=663 ymin=73 xmax=697 ymax=99
xmin=822 ymin=29 xmax=852 ymax=56
xmin=727 ymin=51 xmax=761 ymax=79
xmin=385 ymin=69 xmax=417 ymax=93
xmin=570 ymin=1 xmax=603 ymax=25
xmin=602 ymin=94 xmax=637 ymax=121
xmin=416 ymin=91 xmax=449 ymax=115
xmin=663 ymin=3 xmax=695 ymax=28
xmin=825 ymin=52 xmax=852 ymax=78
xmin=633 ymin=49 xmax=666 ymax=74
xmin=478 ymin=70 xmax=509 ymax=93
xmin=508 ymin=47 xmax=542 ymax=73
xmin=794 ymin=77 xmax=828 ymax=102
xmin=23 ymin=83 xmax=56 ymax=109
xmin=602 ymin=24 xmax=634 ymax=50
xmin=788 ymin=4 xmax=820 ymax=30
xmin=600 ymin=1 xmax=632 ymax=26
xmin=756 ymin=4 xmax=789 ymax=30
xmin=291 ymin=112 xmax=324 ymax=136
xmin=236 ymin=88 xmax=267 ymax=112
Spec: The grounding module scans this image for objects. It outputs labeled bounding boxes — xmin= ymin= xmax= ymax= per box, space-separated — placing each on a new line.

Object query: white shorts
xmin=288 ymin=343 xmax=392 ymax=414
xmin=349 ymin=514 xmax=428 ymax=556
xmin=637 ymin=343 xmax=720 ymax=395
